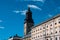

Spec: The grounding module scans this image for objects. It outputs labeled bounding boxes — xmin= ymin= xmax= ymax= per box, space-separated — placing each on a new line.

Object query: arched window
xmin=56 ymin=37 xmax=57 ymax=40
xmin=50 ymin=38 xmax=52 ymax=40
xmin=46 ymin=39 xmax=48 ymax=40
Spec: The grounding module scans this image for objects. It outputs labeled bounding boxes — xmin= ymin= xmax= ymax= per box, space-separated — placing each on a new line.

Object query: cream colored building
xmin=31 ymin=14 xmax=60 ymax=40
xmin=24 ymin=7 xmax=60 ymax=40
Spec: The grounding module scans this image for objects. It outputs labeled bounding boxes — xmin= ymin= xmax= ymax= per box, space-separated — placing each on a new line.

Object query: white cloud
xmin=16 ymin=0 xmax=46 ymax=3
xmin=48 ymin=14 xmax=52 ymax=17
xmin=28 ymin=5 xmax=42 ymax=10
xmin=20 ymin=10 xmax=27 ymax=15
xmin=24 ymin=0 xmax=45 ymax=3
xmin=0 ymin=27 xmax=5 ymax=29
xmin=13 ymin=10 xmax=20 ymax=13
xmin=0 ymin=20 xmax=3 ymax=22
xmin=32 ymin=0 xmax=45 ymax=3
xmin=13 ymin=10 xmax=27 ymax=15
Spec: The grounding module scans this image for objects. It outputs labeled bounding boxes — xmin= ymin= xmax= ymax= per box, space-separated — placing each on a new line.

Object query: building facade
xmin=8 ymin=34 xmax=23 ymax=40
xmin=31 ymin=14 xmax=60 ymax=40
xmin=24 ymin=8 xmax=60 ymax=40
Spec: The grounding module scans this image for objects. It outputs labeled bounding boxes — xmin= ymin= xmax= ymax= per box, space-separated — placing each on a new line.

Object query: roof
xmin=9 ymin=34 xmax=22 ymax=38
xmin=32 ymin=14 xmax=60 ymax=29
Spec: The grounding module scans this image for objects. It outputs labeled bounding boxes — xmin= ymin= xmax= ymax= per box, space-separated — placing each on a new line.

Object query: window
xmin=47 ymin=33 xmax=48 ymax=35
xmin=59 ymin=37 xmax=60 ymax=40
xmin=43 ymin=27 xmax=45 ymax=29
xmin=55 ymin=31 xmax=57 ymax=33
xmin=38 ymin=36 xmax=39 ymax=37
xmin=50 ymin=24 xmax=52 ymax=26
xmin=47 ymin=26 xmax=48 ymax=28
xmin=55 ymin=23 xmax=57 ymax=25
xmin=36 ymin=30 xmax=37 ymax=32
xmin=32 ymin=38 xmax=33 ymax=39
xmin=55 ymin=27 xmax=57 ymax=29
xmin=36 ymin=36 xmax=37 ymax=38
xmin=34 ymin=37 xmax=35 ymax=39
xmin=51 ymin=32 xmax=52 ymax=34
xmin=50 ymin=28 xmax=52 ymax=30
xmin=59 ymin=21 xmax=60 ymax=23
xmin=34 ymin=31 xmax=35 ymax=32
xmin=40 ymin=35 xmax=42 ymax=37
xmin=50 ymin=38 xmax=52 ymax=40
xmin=55 ymin=37 xmax=57 ymax=40
xmin=46 ymin=39 xmax=48 ymax=40
xmin=40 ymin=28 xmax=42 ymax=30
xmin=38 ymin=29 xmax=39 ymax=31
xmin=59 ymin=31 xmax=60 ymax=33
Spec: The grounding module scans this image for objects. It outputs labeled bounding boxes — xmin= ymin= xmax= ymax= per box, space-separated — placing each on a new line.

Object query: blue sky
xmin=0 ymin=0 xmax=60 ymax=40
